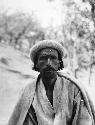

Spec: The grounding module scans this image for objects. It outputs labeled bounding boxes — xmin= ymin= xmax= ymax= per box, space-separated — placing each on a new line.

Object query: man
xmin=8 ymin=40 xmax=95 ymax=125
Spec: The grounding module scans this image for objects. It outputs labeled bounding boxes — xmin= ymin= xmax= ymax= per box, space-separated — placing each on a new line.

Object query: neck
xmin=42 ymin=76 xmax=57 ymax=91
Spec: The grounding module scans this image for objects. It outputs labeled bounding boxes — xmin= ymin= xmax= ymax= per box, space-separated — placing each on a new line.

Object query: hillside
xmin=0 ymin=43 xmax=39 ymax=125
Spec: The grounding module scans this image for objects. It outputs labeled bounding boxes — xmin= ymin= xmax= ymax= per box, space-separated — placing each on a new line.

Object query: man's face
xmin=36 ymin=48 xmax=59 ymax=79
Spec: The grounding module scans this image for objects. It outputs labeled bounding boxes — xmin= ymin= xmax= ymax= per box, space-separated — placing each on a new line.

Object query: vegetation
xmin=0 ymin=0 xmax=95 ymax=85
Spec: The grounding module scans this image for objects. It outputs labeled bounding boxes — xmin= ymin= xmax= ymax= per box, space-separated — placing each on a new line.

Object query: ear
xmin=36 ymin=62 xmax=39 ymax=70
xmin=33 ymin=63 xmax=39 ymax=71
xmin=58 ymin=61 xmax=60 ymax=69
xmin=35 ymin=62 xmax=38 ymax=68
xmin=58 ymin=60 xmax=64 ymax=70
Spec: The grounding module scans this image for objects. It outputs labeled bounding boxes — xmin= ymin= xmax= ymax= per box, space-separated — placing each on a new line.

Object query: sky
xmin=0 ymin=0 xmax=64 ymax=27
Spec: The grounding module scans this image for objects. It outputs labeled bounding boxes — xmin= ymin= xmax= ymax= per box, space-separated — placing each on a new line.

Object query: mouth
xmin=45 ymin=67 xmax=55 ymax=72
xmin=42 ymin=67 xmax=57 ymax=79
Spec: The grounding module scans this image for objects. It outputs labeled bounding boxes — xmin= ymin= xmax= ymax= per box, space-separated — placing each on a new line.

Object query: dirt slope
xmin=0 ymin=43 xmax=38 ymax=125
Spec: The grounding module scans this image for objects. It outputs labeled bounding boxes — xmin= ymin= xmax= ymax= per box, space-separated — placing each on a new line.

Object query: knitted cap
xmin=30 ymin=40 xmax=65 ymax=62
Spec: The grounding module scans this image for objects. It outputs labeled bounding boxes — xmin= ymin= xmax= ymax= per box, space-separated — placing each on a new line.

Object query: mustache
xmin=44 ymin=66 xmax=55 ymax=71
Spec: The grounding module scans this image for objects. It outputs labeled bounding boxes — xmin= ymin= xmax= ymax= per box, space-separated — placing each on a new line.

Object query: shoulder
xmin=21 ymin=77 xmax=38 ymax=100
xmin=58 ymin=71 xmax=85 ymax=90
xmin=8 ymin=78 xmax=38 ymax=125
xmin=58 ymin=71 xmax=80 ymax=97
xmin=58 ymin=71 xmax=87 ymax=97
xmin=57 ymin=71 xmax=95 ymax=123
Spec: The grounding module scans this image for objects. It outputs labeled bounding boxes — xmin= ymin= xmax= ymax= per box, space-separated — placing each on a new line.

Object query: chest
xmin=46 ymin=89 xmax=53 ymax=106
xmin=32 ymin=81 xmax=75 ymax=125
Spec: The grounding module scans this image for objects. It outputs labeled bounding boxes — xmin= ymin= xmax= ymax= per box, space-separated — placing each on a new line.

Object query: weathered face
xmin=36 ymin=48 xmax=59 ymax=79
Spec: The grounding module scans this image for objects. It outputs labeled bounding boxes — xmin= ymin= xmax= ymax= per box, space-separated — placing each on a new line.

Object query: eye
xmin=39 ymin=56 xmax=47 ymax=61
xmin=50 ymin=55 xmax=58 ymax=60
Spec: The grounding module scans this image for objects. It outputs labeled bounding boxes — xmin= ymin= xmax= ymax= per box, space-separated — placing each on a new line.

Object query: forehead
xmin=38 ymin=48 xmax=59 ymax=57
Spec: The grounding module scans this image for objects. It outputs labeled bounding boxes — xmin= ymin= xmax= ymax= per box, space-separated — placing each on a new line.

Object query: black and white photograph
xmin=0 ymin=0 xmax=95 ymax=125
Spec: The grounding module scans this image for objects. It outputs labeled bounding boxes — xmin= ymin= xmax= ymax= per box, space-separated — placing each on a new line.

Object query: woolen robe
xmin=8 ymin=72 xmax=95 ymax=125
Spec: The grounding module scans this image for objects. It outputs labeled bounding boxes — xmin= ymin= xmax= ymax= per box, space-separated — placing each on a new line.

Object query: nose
xmin=47 ymin=58 xmax=52 ymax=65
